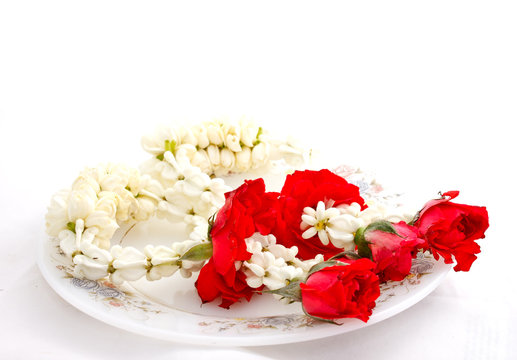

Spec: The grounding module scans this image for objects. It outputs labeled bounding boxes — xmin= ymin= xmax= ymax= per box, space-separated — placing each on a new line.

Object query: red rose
xmin=195 ymin=259 xmax=255 ymax=309
xmin=300 ymin=258 xmax=380 ymax=322
xmin=195 ymin=178 xmax=279 ymax=308
xmin=414 ymin=191 xmax=489 ymax=272
xmin=365 ymin=221 xmax=425 ymax=282
xmin=274 ymin=169 xmax=366 ymax=260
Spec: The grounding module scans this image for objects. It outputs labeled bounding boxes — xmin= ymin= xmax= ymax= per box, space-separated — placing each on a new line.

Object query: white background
xmin=1 ymin=1 xmax=516 ymax=359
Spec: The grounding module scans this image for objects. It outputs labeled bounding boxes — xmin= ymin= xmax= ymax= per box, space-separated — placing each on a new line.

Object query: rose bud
xmin=361 ymin=221 xmax=425 ymax=282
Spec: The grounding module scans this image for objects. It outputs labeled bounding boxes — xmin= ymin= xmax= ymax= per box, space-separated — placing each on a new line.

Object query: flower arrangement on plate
xmin=44 ymin=117 xmax=489 ymax=328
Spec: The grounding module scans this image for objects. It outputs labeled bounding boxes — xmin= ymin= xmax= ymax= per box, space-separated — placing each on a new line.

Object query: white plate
xmin=37 ymin=165 xmax=451 ymax=346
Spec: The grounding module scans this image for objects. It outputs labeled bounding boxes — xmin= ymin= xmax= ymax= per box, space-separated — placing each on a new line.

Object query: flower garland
xmin=45 ymin=118 xmax=489 ymax=324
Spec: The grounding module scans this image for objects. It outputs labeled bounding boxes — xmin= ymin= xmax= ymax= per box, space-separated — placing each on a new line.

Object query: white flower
xmin=156 ymin=161 xmax=223 ymax=221
xmin=114 ymin=189 xmax=139 ymax=222
xmin=61 ymin=219 xmax=113 ymax=280
xmin=144 ymin=245 xmax=181 ymax=281
xmin=301 ymin=201 xmax=363 ymax=250
xmin=192 ymin=201 xmax=219 ymax=220
xmin=94 ymin=192 xmax=118 ymax=219
xmin=72 ymin=175 xmax=101 ymax=194
xmin=206 ymin=122 xmax=224 ymax=145
xmin=73 ymin=247 xmax=112 ymax=280
xmin=158 ymin=192 xmax=193 ymax=221
xmin=175 ymin=144 xmax=197 ymax=160
xmin=97 ymin=169 xmax=127 ymax=193
xmin=67 ymin=189 xmax=96 ymax=222
xmin=199 ymin=178 xmax=228 ymax=206
xmin=183 ymin=214 xmax=209 ymax=230
xmin=171 ymin=240 xmax=208 ymax=278
xmin=85 ymin=210 xmax=119 ymax=249
xmin=133 ymin=197 xmax=157 ymax=221
xmin=110 ymin=245 xmax=149 ymax=284
xmin=179 ymin=260 xmax=205 ymax=278
xmin=251 ymin=142 xmax=269 ymax=169
xmin=239 ymin=119 xmax=259 ymax=147
xmin=191 ymin=125 xmax=210 ymax=149
xmin=292 ymin=254 xmax=325 ymax=272
xmin=241 ymin=233 xmax=322 ymax=290
xmin=139 ymin=158 xmax=173 ymax=189
xmin=59 ymin=219 xmax=88 ymax=256
xmin=141 ymin=125 xmax=179 ymax=155
xmin=263 ymin=265 xmax=304 ymax=290
xmin=220 ymin=148 xmax=236 ymax=170
xmin=267 ymin=243 xmax=298 ymax=263
xmin=223 ymin=123 xmax=242 ymax=152
xmin=177 ymin=126 xmax=198 ymax=146
xmin=206 ymin=145 xmax=221 ymax=167
xmin=130 ymin=176 xmax=162 ymax=221
xmin=235 ymin=147 xmax=252 ymax=172
xmin=189 ymin=222 xmax=209 ymax=242
xmin=190 ymin=149 xmax=212 ymax=174
xmin=159 ymin=149 xmax=196 ymax=182
xmin=173 ymin=169 xmax=211 ymax=198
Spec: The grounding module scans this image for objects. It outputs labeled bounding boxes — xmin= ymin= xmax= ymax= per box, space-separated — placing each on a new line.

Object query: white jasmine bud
xmin=67 ymin=190 xmax=96 ymax=222
xmin=191 ymin=149 xmax=212 ymax=174
xmin=192 ymin=125 xmax=210 ymax=149
xmin=251 ymin=142 xmax=268 ymax=169
xmin=239 ymin=120 xmax=259 ymax=147
xmin=220 ymin=148 xmax=236 ymax=169
xmin=235 ymin=147 xmax=252 ymax=172
xmin=206 ymin=123 xmax=224 ymax=145
xmin=206 ymin=145 xmax=221 ymax=167
xmin=177 ymin=126 xmax=198 ymax=146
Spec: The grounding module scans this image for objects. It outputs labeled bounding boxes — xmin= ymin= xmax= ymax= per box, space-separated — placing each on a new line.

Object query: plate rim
xmin=37 ymin=228 xmax=451 ymax=346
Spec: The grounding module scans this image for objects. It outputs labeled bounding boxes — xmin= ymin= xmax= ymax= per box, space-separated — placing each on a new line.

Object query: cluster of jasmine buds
xmin=46 ymin=163 xmax=164 ymax=249
xmin=141 ymin=148 xmax=230 ymax=224
xmin=141 ymin=118 xmax=271 ymax=177
xmin=239 ymin=233 xmax=324 ymax=291
xmin=45 ymin=162 xmax=213 ymax=283
xmin=58 ymin=218 xmax=208 ymax=283
xmin=300 ymin=199 xmax=414 ymax=251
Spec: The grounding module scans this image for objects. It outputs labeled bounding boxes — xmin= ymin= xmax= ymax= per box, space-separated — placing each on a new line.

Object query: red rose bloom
xmin=195 ymin=178 xmax=279 ymax=308
xmin=195 ymin=259 xmax=255 ymax=309
xmin=300 ymin=258 xmax=380 ymax=322
xmin=274 ymin=169 xmax=366 ymax=260
xmin=414 ymin=191 xmax=489 ymax=272
xmin=365 ymin=221 xmax=425 ymax=282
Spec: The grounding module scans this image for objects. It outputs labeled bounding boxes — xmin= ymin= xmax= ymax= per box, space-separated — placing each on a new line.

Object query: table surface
xmin=1 ymin=1 xmax=516 ymax=359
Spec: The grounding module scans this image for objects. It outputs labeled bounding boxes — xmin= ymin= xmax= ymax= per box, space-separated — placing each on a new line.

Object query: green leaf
xmin=263 ymin=280 xmax=302 ymax=302
xmin=365 ymin=220 xmax=400 ymax=236
xmin=179 ymin=242 xmax=213 ymax=262
xmin=353 ymin=227 xmax=372 ymax=259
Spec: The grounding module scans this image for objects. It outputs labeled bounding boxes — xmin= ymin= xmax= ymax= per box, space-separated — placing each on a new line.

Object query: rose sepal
xmin=262 ymin=280 xmax=302 ymax=303
xmin=180 ymin=242 xmax=213 ymax=262
xmin=354 ymin=220 xmax=402 ymax=260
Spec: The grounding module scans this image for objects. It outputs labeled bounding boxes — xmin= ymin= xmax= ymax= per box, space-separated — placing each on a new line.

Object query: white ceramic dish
xmin=37 ymin=165 xmax=451 ymax=346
